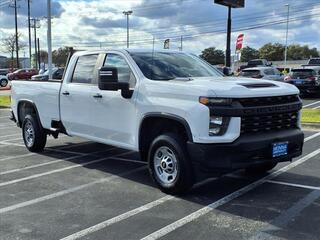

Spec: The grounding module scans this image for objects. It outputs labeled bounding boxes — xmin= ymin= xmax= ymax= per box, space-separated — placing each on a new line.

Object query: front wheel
xmin=148 ymin=133 xmax=194 ymax=194
xmin=0 ymin=79 xmax=8 ymax=87
xmin=22 ymin=114 xmax=47 ymax=152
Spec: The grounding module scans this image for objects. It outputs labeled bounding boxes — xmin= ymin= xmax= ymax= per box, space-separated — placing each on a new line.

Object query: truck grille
xmin=238 ymin=95 xmax=299 ymax=107
xmin=241 ymin=111 xmax=299 ymax=134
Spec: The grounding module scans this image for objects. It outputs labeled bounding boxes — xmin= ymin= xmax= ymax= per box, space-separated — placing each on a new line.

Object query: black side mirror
xmin=223 ymin=67 xmax=231 ymax=76
xmin=98 ymin=66 xmax=133 ymax=99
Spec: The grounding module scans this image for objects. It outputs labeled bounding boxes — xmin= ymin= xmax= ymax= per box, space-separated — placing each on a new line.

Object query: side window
xmin=72 ymin=54 xmax=98 ymax=84
xmin=264 ymin=69 xmax=274 ymax=75
xmin=104 ymin=53 xmax=136 ymax=88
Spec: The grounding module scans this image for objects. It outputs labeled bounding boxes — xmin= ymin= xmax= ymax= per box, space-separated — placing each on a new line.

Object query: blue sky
xmin=0 ymin=0 xmax=320 ymax=56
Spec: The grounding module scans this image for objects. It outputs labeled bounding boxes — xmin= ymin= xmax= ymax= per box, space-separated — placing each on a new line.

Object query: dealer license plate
xmin=272 ymin=142 xmax=288 ymax=158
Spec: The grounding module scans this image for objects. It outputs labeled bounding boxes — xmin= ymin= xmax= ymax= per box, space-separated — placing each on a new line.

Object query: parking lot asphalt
xmin=302 ymin=98 xmax=320 ymax=109
xmin=0 ymin=108 xmax=319 ymax=240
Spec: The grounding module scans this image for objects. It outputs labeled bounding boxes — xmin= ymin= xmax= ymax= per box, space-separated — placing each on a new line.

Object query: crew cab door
xmin=60 ymin=54 xmax=100 ymax=136
xmin=91 ymin=52 xmax=138 ymax=150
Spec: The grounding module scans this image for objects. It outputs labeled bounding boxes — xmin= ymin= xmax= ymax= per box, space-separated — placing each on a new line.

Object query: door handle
xmin=93 ymin=93 xmax=103 ymax=99
xmin=62 ymin=91 xmax=70 ymax=96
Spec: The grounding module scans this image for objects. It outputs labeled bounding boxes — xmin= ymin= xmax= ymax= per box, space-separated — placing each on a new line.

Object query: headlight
xmin=199 ymin=97 xmax=232 ymax=106
xmin=209 ymin=116 xmax=230 ymax=136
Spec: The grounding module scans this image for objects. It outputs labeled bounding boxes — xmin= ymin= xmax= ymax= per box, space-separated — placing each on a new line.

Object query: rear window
xmin=248 ymin=60 xmax=263 ymax=66
xmin=308 ymin=59 xmax=320 ymax=65
xmin=241 ymin=70 xmax=261 ymax=77
xmin=291 ymin=69 xmax=316 ymax=79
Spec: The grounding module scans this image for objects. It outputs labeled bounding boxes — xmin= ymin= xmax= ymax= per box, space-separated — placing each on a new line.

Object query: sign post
xmin=214 ymin=0 xmax=245 ymax=67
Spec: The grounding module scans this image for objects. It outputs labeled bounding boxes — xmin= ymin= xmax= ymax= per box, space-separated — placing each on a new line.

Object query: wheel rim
xmin=24 ymin=121 xmax=35 ymax=147
xmin=153 ymin=146 xmax=178 ymax=185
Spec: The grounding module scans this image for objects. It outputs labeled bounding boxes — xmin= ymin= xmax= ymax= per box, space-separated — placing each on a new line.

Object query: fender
xmin=139 ymin=112 xmax=193 ymax=142
xmin=17 ymin=99 xmax=43 ymax=128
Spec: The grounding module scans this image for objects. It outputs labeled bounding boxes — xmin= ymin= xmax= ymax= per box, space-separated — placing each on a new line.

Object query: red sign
xmin=236 ymin=34 xmax=244 ymax=51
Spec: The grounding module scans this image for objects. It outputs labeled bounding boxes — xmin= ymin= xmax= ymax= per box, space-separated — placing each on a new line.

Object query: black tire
xmin=245 ymin=162 xmax=277 ymax=175
xmin=0 ymin=79 xmax=8 ymax=87
xmin=22 ymin=114 xmax=47 ymax=152
xmin=148 ymin=133 xmax=194 ymax=194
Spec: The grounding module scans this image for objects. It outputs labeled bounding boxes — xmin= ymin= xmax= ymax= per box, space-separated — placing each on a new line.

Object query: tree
xmin=240 ymin=46 xmax=260 ymax=62
xmin=259 ymin=43 xmax=285 ymax=61
xmin=52 ymin=47 xmax=72 ymax=67
xmin=199 ymin=47 xmax=225 ymax=65
xmin=1 ymin=33 xmax=26 ymax=68
xmin=287 ymin=44 xmax=319 ymax=60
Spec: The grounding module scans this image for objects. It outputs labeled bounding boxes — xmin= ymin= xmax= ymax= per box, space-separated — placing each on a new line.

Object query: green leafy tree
xmin=52 ymin=47 xmax=72 ymax=67
xmin=259 ymin=43 xmax=285 ymax=61
xmin=199 ymin=47 xmax=225 ymax=65
xmin=287 ymin=44 xmax=319 ymax=60
xmin=240 ymin=46 xmax=260 ymax=62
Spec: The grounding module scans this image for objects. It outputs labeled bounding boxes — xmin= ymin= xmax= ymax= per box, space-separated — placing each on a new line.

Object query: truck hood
xmin=147 ymin=76 xmax=299 ymax=98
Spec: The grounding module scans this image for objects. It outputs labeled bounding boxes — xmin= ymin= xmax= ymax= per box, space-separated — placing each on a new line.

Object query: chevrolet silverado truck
xmin=10 ymin=49 xmax=304 ymax=194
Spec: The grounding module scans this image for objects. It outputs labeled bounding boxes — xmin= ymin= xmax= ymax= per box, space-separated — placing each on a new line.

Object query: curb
xmin=302 ymin=123 xmax=320 ymax=131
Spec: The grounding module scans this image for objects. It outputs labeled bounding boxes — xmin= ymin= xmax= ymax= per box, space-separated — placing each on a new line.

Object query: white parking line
xmin=140 ymin=148 xmax=320 ymax=240
xmin=0 ymin=148 xmax=116 ymax=175
xmin=0 ymin=166 xmax=147 ymax=214
xmin=0 ymin=133 xmax=20 ymax=139
xmin=304 ymin=132 xmax=320 ymax=142
xmin=266 ymin=180 xmax=320 ymax=191
xmin=313 ymin=105 xmax=320 ymax=109
xmin=59 ymin=177 xmax=218 ymax=240
xmin=0 ymin=116 xmax=10 ymax=119
xmin=59 ymin=133 xmax=320 ymax=240
xmin=0 ymin=141 xmax=87 ymax=156
xmin=0 ymin=151 xmax=134 ymax=187
xmin=303 ymin=100 xmax=320 ymax=108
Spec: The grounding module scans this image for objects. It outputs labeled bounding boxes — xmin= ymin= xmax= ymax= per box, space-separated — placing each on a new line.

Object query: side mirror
xmin=223 ymin=67 xmax=230 ymax=76
xmin=98 ymin=66 xmax=133 ymax=99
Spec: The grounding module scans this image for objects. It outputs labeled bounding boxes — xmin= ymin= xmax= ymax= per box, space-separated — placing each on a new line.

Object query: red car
xmin=7 ymin=68 xmax=38 ymax=80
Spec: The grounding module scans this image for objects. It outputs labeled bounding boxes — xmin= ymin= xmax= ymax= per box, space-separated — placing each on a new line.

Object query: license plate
xmin=272 ymin=142 xmax=288 ymax=158
xmin=294 ymin=80 xmax=303 ymax=84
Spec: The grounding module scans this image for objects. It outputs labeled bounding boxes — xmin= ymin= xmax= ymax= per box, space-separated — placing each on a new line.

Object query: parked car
xmin=307 ymin=58 xmax=320 ymax=66
xmin=240 ymin=59 xmax=272 ymax=70
xmin=7 ymin=68 xmax=38 ymax=80
xmin=284 ymin=67 xmax=320 ymax=95
xmin=240 ymin=67 xmax=284 ymax=81
xmin=0 ymin=75 xmax=8 ymax=87
xmin=10 ymin=49 xmax=304 ymax=194
xmin=0 ymin=68 xmax=9 ymax=76
xmin=31 ymin=68 xmax=65 ymax=81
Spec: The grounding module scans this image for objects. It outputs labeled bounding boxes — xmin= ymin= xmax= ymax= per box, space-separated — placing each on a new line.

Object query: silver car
xmin=241 ymin=67 xmax=284 ymax=81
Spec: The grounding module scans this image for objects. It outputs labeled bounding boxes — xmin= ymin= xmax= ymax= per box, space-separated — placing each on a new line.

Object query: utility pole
xmin=9 ymin=0 xmax=20 ymax=68
xmin=30 ymin=18 xmax=40 ymax=69
xmin=27 ymin=0 xmax=32 ymax=68
xmin=47 ymin=0 xmax=53 ymax=79
xmin=123 ymin=10 xmax=133 ymax=48
xmin=37 ymin=38 xmax=40 ymax=69
xmin=226 ymin=6 xmax=232 ymax=67
xmin=284 ymin=4 xmax=290 ymax=69
xmin=180 ymin=36 xmax=183 ymax=51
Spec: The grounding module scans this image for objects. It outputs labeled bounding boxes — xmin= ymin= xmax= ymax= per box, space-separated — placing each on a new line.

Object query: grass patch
xmin=0 ymin=96 xmax=11 ymax=108
xmin=301 ymin=109 xmax=320 ymax=124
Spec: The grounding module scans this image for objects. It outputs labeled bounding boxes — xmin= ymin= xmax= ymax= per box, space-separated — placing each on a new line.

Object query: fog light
xmin=209 ymin=127 xmax=221 ymax=136
xmin=210 ymin=116 xmax=223 ymax=125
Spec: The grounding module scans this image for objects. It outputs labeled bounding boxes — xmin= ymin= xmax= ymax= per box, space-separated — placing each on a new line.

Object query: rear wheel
xmin=148 ymin=133 xmax=194 ymax=194
xmin=245 ymin=162 xmax=277 ymax=175
xmin=0 ymin=78 xmax=8 ymax=87
xmin=22 ymin=114 xmax=47 ymax=152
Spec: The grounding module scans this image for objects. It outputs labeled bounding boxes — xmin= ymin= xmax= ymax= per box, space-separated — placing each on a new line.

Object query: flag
xmin=236 ymin=34 xmax=244 ymax=51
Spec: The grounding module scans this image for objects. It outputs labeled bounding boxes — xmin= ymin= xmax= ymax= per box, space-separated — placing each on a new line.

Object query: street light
xmin=123 ymin=10 xmax=133 ymax=48
xmin=284 ymin=4 xmax=290 ymax=69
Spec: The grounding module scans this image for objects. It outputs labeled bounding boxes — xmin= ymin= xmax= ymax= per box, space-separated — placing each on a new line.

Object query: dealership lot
xmin=0 ymin=108 xmax=319 ymax=240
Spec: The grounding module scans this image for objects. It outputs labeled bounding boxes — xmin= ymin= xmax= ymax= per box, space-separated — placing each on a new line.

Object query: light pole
xmin=123 ymin=10 xmax=133 ymax=48
xmin=47 ymin=0 xmax=53 ymax=79
xmin=284 ymin=4 xmax=290 ymax=69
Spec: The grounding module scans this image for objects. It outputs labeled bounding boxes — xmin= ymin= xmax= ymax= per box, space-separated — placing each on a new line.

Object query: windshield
xmin=308 ymin=59 xmax=320 ymax=65
xmin=291 ymin=69 xmax=316 ymax=79
xmin=241 ymin=70 xmax=261 ymax=77
xmin=248 ymin=60 xmax=263 ymax=66
xmin=130 ymin=52 xmax=223 ymax=80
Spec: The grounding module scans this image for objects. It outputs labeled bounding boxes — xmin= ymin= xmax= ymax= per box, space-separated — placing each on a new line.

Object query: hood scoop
xmin=239 ymin=82 xmax=278 ymax=89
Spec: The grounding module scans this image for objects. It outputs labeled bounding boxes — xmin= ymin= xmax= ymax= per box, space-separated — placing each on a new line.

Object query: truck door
xmin=60 ymin=54 xmax=100 ymax=137
xmin=91 ymin=52 xmax=138 ymax=150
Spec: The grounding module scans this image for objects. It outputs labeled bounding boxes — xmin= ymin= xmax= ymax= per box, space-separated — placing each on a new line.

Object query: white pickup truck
xmin=10 ymin=49 xmax=304 ymax=194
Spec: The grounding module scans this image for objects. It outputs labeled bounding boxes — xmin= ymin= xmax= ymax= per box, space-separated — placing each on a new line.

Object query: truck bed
xmin=11 ymin=80 xmax=62 ymax=130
